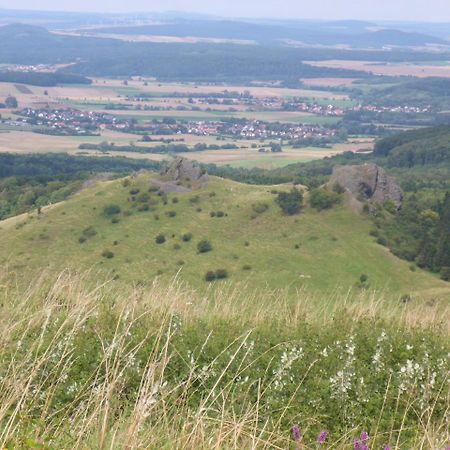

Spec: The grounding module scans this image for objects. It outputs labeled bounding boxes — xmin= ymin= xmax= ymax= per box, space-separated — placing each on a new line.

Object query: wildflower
xmin=383 ymin=446 xmax=391 ymax=450
xmin=360 ymin=431 xmax=369 ymax=442
xmin=317 ymin=431 xmax=328 ymax=444
xmin=354 ymin=440 xmax=361 ymax=450
xmin=291 ymin=424 xmax=301 ymax=442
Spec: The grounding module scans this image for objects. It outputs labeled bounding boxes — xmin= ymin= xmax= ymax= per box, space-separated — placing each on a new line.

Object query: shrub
xmin=252 ymin=202 xmax=269 ymax=215
xmin=440 ymin=267 xmax=450 ymax=281
xmin=309 ymin=187 xmax=342 ymax=211
xmin=78 ymin=236 xmax=86 ymax=244
xmin=82 ymin=226 xmax=97 ymax=237
xmin=137 ymin=204 xmax=150 ymax=212
xmin=189 ymin=195 xmax=200 ymax=204
xmin=242 ymin=265 xmax=252 ymax=271
xmin=215 ymin=269 xmax=229 ymax=279
xmin=197 ymin=240 xmax=212 ymax=253
xmin=136 ymin=193 xmax=150 ymax=203
xmin=276 ymin=188 xmax=303 ymax=215
xmin=210 ymin=211 xmax=216 ymax=217
xmin=155 ymin=234 xmax=166 ymax=244
xmin=182 ymin=233 xmax=193 ymax=242
xmin=204 ymin=271 xmax=216 ymax=282
xmin=166 ymin=210 xmax=177 ymax=217
xmin=101 ymin=250 xmax=114 ymax=259
xmin=129 ymin=188 xmax=140 ymax=195
xmin=111 ymin=217 xmax=120 ymax=224
xmin=360 ymin=274 xmax=368 ymax=284
xmin=216 ymin=211 xmax=225 ymax=218
xmin=173 ymin=243 xmax=181 ymax=250
xmin=103 ymin=204 xmax=121 ymax=217
xmin=332 ymin=183 xmax=345 ymax=194
xmin=172 ymin=197 xmax=179 ymax=204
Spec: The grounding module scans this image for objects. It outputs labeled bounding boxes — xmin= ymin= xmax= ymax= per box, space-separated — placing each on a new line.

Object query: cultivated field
xmin=0 ymin=129 xmax=372 ymax=167
xmin=307 ymin=60 xmax=450 ymax=78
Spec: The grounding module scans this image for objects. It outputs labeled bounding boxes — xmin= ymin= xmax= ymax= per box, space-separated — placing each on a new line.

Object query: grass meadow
xmin=0 ymin=269 xmax=448 ymax=449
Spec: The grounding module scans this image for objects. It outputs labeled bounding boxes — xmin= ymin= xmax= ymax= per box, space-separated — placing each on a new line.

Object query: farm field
xmin=307 ymin=60 xmax=450 ymax=77
xmin=0 ymin=128 xmax=373 ymax=167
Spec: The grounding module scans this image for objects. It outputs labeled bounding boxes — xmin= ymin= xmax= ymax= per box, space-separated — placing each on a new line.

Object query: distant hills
xmin=82 ymin=20 xmax=448 ymax=48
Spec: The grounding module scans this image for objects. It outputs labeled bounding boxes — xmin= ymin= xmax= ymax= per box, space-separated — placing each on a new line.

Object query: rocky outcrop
xmin=162 ymin=157 xmax=208 ymax=184
xmin=328 ymin=164 xmax=404 ymax=210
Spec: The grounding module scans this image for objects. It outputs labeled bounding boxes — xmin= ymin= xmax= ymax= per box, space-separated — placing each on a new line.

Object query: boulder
xmin=328 ymin=164 xmax=403 ymax=210
xmin=161 ymin=156 xmax=208 ymax=184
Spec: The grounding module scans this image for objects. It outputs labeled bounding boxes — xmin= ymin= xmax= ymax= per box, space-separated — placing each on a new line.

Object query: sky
xmin=1 ymin=0 xmax=450 ymax=22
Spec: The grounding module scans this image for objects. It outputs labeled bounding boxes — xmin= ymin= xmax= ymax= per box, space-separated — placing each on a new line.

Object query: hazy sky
xmin=2 ymin=0 xmax=450 ymax=22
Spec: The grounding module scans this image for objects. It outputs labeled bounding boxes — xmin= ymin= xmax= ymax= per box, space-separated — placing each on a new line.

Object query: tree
xmin=276 ymin=188 xmax=303 ymax=215
xmin=5 ymin=96 xmax=18 ymax=108
xmin=434 ymin=192 xmax=450 ymax=270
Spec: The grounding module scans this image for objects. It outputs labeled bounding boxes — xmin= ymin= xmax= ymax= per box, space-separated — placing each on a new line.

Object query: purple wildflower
xmin=317 ymin=431 xmax=328 ymax=444
xmin=291 ymin=424 xmax=301 ymax=442
xmin=360 ymin=431 xmax=369 ymax=442
xmin=354 ymin=440 xmax=362 ymax=450
xmin=383 ymin=446 xmax=391 ymax=450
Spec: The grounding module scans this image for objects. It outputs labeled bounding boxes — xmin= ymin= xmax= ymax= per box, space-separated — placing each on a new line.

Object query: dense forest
xmin=0 ymin=71 xmax=92 ymax=87
xmin=373 ymin=125 xmax=450 ymax=167
xmin=352 ymin=77 xmax=450 ymax=109
xmin=0 ymin=154 xmax=162 ymax=219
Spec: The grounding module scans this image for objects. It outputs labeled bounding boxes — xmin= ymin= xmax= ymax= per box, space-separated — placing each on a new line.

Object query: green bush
xmin=252 ymin=202 xmax=269 ymax=215
xmin=440 ymin=266 xmax=450 ymax=281
xmin=103 ymin=204 xmax=121 ymax=217
xmin=197 ymin=240 xmax=212 ymax=253
xmin=276 ymin=188 xmax=303 ymax=215
xmin=166 ymin=211 xmax=177 ymax=218
xmin=155 ymin=234 xmax=166 ymax=244
xmin=204 ymin=271 xmax=216 ymax=282
xmin=309 ymin=187 xmax=342 ymax=211
xmin=82 ymin=226 xmax=97 ymax=237
xmin=101 ymin=250 xmax=114 ymax=259
xmin=182 ymin=233 xmax=193 ymax=242
xmin=215 ymin=269 xmax=229 ymax=279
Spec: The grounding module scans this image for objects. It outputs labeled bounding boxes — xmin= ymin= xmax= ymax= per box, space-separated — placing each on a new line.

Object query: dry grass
xmin=0 ymin=270 xmax=448 ymax=449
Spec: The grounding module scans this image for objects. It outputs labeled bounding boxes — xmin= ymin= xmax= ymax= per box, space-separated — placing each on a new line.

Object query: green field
xmin=1 ymin=173 xmax=447 ymax=300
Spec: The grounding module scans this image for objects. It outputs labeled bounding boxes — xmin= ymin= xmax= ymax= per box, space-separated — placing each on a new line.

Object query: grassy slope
xmin=0 ymin=173 xmax=447 ymax=299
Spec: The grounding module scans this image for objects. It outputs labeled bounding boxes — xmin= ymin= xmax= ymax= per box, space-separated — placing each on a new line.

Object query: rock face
xmin=162 ymin=157 xmax=209 ymax=184
xmin=328 ymin=164 xmax=404 ymax=210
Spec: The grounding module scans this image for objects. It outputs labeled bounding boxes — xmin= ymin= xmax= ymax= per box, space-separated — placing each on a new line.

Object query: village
xmin=13 ymin=107 xmax=340 ymax=141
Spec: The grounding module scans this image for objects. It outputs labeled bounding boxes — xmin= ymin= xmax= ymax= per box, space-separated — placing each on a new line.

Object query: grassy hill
xmin=0 ymin=172 xmax=447 ymax=300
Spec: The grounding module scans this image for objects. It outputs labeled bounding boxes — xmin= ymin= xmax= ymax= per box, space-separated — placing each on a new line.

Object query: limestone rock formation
xmin=328 ymin=164 xmax=404 ymax=210
xmin=162 ymin=156 xmax=209 ymax=184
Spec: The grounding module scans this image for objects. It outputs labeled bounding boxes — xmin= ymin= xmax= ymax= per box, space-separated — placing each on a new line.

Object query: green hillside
xmin=0 ymin=172 xmax=448 ymax=300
